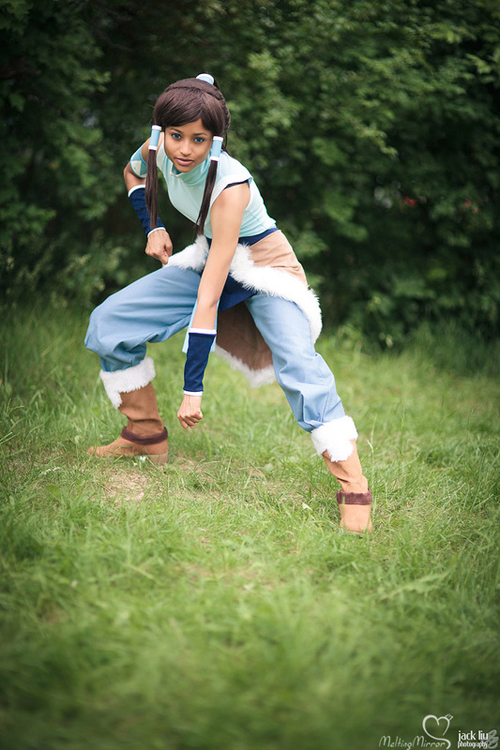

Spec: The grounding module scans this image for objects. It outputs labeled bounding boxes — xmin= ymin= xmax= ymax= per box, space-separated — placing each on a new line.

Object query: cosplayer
xmin=85 ymin=74 xmax=373 ymax=533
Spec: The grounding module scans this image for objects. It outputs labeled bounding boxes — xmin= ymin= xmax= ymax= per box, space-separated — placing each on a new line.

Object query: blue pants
xmin=85 ymin=264 xmax=345 ymax=433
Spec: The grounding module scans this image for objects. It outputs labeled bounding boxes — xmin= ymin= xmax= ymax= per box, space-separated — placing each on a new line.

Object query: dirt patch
xmin=103 ymin=469 xmax=149 ymax=503
xmin=87 ymin=459 xmax=159 ymax=504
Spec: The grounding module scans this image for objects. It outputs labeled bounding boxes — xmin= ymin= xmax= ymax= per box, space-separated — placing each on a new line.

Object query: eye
xmin=170 ymin=132 xmax=181 ymax=140
xmin=194 ymin=137 xmax=205 ymax=143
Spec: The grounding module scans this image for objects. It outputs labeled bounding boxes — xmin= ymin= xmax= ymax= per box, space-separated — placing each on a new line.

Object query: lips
xmin=175 ymin=158 xmax=193 ymax=167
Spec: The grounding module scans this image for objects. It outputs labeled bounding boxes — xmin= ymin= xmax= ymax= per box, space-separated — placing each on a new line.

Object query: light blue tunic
xmin=130 ymin=146 xmax=276 ymax=239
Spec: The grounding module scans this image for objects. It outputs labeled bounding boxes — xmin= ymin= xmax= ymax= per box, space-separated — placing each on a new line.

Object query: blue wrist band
xmin=128 ymin=186 xmax=165 ymax=235
xmin=184 ymin=331 xmax=217 ymax=393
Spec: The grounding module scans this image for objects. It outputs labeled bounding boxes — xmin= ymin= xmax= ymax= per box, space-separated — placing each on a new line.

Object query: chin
xmin=175 ymin=161 xmax=196 ymax=171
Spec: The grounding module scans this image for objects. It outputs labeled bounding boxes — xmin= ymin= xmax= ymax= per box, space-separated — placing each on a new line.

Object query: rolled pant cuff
xmin=99 ymin=356 xmax=156 ymax=408
xmin=311 ymin=416 xmax=358 ymax=461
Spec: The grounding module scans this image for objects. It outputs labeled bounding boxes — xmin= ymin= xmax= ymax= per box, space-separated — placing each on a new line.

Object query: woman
xmin=85 ymin=74 xmax=373 ymax=533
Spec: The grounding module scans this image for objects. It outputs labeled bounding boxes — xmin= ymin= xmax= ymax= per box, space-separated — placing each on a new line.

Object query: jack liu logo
xmin=457 ymin=729 xmax=499 ymax=749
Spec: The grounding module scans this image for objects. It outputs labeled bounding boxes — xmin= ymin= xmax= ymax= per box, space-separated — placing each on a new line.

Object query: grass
xmin=0 ymin=303 xmax=499 ymax=750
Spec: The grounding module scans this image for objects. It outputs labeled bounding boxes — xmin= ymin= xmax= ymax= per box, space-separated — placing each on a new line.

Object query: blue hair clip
xmin=196 ymin=73 xmax=215 ymax=85
xmin=210 ymin=136 xmax=223 ymax=162
xmin=149 ymin=125 xmax=162 ymax=151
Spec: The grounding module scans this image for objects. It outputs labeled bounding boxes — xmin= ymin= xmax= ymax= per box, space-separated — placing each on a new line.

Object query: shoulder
xmin=212 ymin=181 xmax=249 ymax=211
xmin=211 ymin=153 xmax=252 ymax=206
xmin=217 ymin=152 xmax=252 ymax=181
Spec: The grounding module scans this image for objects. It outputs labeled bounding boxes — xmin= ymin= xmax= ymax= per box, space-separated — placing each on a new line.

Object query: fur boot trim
xmin=169 ymin=236 xmax=322 ymax=343
xmin=99 ymin=356 xmax=156 ymax=408
xmin=311 ymin=416 xmax=358 ymax=462
xmin=214 ymin=345 xmax=276 ymax=388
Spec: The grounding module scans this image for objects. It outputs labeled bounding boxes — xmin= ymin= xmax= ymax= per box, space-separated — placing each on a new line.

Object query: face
xmin=163 ymin=118 xmax=213 ymax=172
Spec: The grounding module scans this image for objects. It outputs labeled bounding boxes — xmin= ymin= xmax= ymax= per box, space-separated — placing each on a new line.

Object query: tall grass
xmin=1 ymin=303 xmax=499 ymax=750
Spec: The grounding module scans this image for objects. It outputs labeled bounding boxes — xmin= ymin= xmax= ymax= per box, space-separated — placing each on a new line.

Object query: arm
xmin=177 ymin=182 xmax=251 ymax=429
xmin=123 ymin=160 xmax=144 ymax=191
xmin=193 ymin=182 xmax=251 ymax=329
xmin=124 ymin=136 xmax=173 ymax=265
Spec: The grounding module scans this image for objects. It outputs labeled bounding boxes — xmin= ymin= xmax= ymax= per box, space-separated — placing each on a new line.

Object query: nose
xmin=179 ymin=139 xmax=191 ymax=156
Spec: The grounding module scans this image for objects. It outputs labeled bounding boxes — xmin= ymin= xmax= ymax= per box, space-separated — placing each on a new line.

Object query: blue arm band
xmin=128 ymin=186 xmax=165 ymax=235
xmin=183 ymin=331 xmax=217 ymax=394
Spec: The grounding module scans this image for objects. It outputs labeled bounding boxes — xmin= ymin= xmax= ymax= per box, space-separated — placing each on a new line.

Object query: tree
xmin=212 ymin=0 xmax=500 ymax=341
xmin=0 ymin=0 xmax=115 ymax=301
xmin=2 ymin=0 xmax=499 ymax=342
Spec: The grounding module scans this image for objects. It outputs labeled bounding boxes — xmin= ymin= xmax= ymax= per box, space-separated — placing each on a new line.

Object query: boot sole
xmin=144 ymin=452 xmax=169 ymax=466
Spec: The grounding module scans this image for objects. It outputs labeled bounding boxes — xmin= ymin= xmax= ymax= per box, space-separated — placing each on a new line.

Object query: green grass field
xmin=1 ymin=305 xmax=499 ymax=750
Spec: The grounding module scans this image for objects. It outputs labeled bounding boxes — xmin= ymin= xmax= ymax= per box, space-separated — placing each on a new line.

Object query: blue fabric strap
xmin=183 ymin=330 xmax=217 ymax=394
xmin=128 ymin=185 xmax=165 ymax=235
xmin=219 ymin=274 xmax=254 ymax=311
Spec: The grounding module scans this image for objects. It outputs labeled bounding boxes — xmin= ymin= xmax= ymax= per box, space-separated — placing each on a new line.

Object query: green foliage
xmin=1 ymin=0 xmax=499 ymax=341
xmin=0 ymin=0 xmax=116 ymax=300
xmin=234 ymin=0 xmax=500 ymax=342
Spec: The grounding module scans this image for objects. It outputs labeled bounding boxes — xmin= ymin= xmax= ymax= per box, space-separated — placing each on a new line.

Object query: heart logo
xmin=422 ymin=714 xmax=453 ymax=748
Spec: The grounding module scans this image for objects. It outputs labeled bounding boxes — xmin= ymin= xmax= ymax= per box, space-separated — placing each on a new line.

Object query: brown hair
xmin=145 ymin=77 xmax=231 ymax=234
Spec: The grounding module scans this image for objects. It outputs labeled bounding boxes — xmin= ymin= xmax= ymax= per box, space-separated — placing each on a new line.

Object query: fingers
xmin=177 ymin=395 xmax=203 ymax=430
xmin=145 ymin=230 xmax=173 ymax=263
xmin=177 ymin=409 xmax=203 ymax=430
xmin=146 ymin=247 xmax=170 ymax=265
xmin=158 ymin=249 xmax=171 ymax=265
xmin=145 ymin=245 xmax=172 ymax=263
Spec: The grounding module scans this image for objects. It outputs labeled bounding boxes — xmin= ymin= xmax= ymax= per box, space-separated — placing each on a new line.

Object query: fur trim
xmin=311 ymin=416 xmax=358 ymax=462
xmin=214 ymin=345 xmax=276 ymax=387
xmin=99 ymin=356 xmax=156 ymax=409
xmin=169 ymin=236 xmax=323 ymax=343
xmin=169 ymin=238 xmax=207 ymax=273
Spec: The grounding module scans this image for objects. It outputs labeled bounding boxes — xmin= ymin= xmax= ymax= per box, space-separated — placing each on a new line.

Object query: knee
xmin=84 ymin=301 xmax=111 ymax=356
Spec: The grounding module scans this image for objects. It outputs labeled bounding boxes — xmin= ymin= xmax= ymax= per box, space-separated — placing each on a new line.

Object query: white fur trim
xmin=169 ymin=236 xmax=323 ymax=343
xmin=311 ymin=416 xmax=358 ymax=462
xmin=99 ymin=356 xmax=156 ymax=409
xmin=169 ymin=238 xmax=207 ymax=273
xmin=214 ymin=345 xmax=276 ymax=387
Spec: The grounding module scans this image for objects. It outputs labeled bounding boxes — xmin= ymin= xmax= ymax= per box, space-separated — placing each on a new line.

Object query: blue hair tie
xmin=210 ymin=136 xmax=223 ymax=162
xmin=149 ymin=125 xmax=162 ymax=151
xmin=196 ymin=73 xmax=215 ymax=85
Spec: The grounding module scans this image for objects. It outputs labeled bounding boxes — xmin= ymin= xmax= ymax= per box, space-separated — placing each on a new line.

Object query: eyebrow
xmin=169 ymin=127 xmax=209 ymax=136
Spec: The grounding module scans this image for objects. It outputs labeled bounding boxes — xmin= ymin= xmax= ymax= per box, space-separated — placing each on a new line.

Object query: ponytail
xmin=196 ymin=135 xmax=224 ymax=235
xmin=145 ymin=125 xmax=161 ymax=230
xmin=196 ymin=160 xmax=218 ymax=235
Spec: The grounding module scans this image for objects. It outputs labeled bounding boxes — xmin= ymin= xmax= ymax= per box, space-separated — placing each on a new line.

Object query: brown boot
xmin=323 ymin=440 xmax=372 ymax=534
xmin=88 ymin=383 xmax=169 ymax=465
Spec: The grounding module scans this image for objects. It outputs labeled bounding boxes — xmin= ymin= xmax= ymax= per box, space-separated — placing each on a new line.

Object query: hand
xmin=145 ymin=229 xmax=173 ymax=265
xmin=177 ymin=394 xmax=203 ymax=430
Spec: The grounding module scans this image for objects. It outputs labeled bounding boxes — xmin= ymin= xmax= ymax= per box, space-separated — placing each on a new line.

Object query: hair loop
xmin=196 ymin=73 xmax=214 ymax=85
xmin=149 ymin=125 xmax=162 ymax=151
xmin=210 ymin=136 xmax=223 ymax=162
